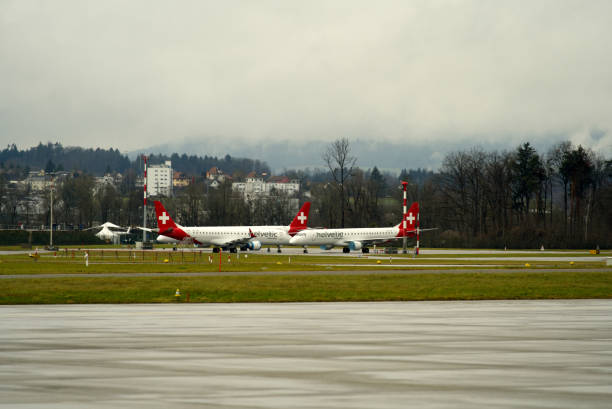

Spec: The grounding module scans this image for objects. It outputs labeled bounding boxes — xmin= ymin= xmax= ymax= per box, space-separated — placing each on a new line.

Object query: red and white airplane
xmin=153 ymin=200 xmax=311 ymax=252
xmin=289 ymin=202 xmax=426 ymax=253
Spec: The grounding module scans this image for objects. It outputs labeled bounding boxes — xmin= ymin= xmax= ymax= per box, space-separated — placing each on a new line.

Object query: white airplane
xmin=289 ymin=202 xmax=428 ymax=253
xmin=153 ymin=200 xmax=311 ymax=253
xmin=86 ymin=222 xmax=132 ymax=242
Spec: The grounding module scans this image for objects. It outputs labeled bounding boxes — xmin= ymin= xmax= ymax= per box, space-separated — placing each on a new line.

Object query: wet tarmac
xmin=1 ymin=301 xmax=611 ymax=408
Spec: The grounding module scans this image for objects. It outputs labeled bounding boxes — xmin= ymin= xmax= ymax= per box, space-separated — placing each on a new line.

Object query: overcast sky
xmin=1 ymin=0 xmax=611 ymax=168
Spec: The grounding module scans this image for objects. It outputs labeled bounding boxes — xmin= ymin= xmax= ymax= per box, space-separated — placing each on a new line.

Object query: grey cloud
xmin=1 ymin=1 xmax=611 ymax=162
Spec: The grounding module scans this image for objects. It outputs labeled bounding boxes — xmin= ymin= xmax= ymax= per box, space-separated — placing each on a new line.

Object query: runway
xmin=1 ymin=301 xmax=611 ymax=408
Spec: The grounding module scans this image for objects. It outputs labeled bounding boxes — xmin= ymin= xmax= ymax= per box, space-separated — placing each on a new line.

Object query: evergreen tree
xmin=45 ymin=159 xmax=55 ymax=173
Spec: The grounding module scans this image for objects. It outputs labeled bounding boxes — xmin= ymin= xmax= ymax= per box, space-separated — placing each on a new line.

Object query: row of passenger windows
xmin=341 ymin=231 xmax=391 ymax=236
xmin=189 ymin=231 xmax=259 ymax=236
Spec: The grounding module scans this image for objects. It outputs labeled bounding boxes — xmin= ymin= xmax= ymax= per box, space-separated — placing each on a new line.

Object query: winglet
xmin=288 ymin=202 xmax=311 ymax=236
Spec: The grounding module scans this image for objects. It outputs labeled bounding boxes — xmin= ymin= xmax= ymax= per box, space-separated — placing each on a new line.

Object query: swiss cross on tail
xmin=397 ymin=202 xmax=419 ymax=237
xmin=153 ymin=201 xmax=177 ymax=231
xmin=405 ymin=212 xmax=415 ymax=227
xmin=153 ymin=200 xmax=190 ymax=241
xmin=159 ymin=212 xmax=170 ymax=225
xmin=288 ymin=202 xmax=311 ymax=236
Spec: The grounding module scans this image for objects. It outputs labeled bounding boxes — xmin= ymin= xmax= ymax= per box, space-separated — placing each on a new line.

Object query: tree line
xmin=315 ymin=138 xmax=611 ymax=248
xmin=0 ymin=139 xmax=610 ymax=249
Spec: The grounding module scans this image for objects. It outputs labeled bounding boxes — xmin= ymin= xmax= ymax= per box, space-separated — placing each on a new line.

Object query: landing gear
xmin=230 ymin=247 xmax=237 ymax=253
xmin=342 ymin=247 xmax=350 ymax=254
xmin=362 ymin=248 xmax=370 ymax=253
xmin=277 ymin=245 xmax=282 ymax=253
xmin=212 ymin=247 xmax=220 ymax=253
xmin=303 ymin=246 xmax=308 ymax=254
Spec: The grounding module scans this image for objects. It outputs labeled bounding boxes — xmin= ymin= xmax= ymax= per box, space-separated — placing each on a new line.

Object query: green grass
xmin=1 ymin=271 xmax=611 ymax=304
xmin=1 ymin=249 xmax=610 ymax=304
xmin=412 ymin=252 xmax=609 ymax=258
xmin=1 ymin=252 xmax=608 ymax=276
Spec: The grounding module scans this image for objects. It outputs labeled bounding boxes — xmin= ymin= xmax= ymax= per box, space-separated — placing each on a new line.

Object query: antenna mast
xmin=143 ymin=155 xmax=147 ymax=243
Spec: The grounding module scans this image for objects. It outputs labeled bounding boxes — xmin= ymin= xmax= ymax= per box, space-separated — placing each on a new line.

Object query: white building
xmin=232 ymin=173 xmax=299 ymax=201
xmin=93 ymin=174 xmax=116 ymax=194
xmin=23 ymin=170 xmax=70 ymax=192
xmin=147 ymin=161 xmax=173 ymax=197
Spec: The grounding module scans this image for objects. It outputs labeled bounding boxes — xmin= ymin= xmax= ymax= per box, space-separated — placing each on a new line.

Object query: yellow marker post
xmin=175 ymin=289 xmax=181 ymax=298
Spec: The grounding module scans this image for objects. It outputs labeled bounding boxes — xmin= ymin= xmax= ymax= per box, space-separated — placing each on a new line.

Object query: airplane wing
xmin=133 ymin=226 xmax=158 ymax=233
xmin=210 ymin=229 xmax=257 ymax=248
xmin=346 ymin=237 xmax=396 ymax=247
xmin=349 ymin=228 xmax=438 ymax=247
xmin=406 ymin=228 xmax=438 ymax=234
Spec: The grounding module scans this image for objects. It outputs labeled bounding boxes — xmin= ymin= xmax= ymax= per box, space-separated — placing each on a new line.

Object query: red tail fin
xmin=288 ymin=202 xmax=311 ymax=236
xmin=154 ymin=201 xmax=190 ymax=241
xmin=398 ymin=202 xmax=419 ymax=236
xmin=154 ymin=201 xmax=178 ymax=232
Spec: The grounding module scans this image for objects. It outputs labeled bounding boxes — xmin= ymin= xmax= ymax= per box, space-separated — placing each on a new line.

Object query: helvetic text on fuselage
xmin=316 ymin=232 xmax=344 ymax=239
xmin=251 ymin=230 xmax=280 ymax=239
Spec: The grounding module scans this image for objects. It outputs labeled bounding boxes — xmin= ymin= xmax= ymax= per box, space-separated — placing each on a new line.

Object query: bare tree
xmin=483 ymin=151 xmax=512 ymax=242
xmin=323 ymin=137 xmax=357 ymax=228
xmin=548 ymin=141 xmax=572 ymax=237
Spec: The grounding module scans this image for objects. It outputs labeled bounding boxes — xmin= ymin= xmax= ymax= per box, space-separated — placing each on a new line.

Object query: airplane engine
xmin=319 ymin=245 xmax=334 ymax=250
xmin=348 ymin=241 xmax=363 ymax=251
xmin=247 ymin=240 xmax=262 ymax=251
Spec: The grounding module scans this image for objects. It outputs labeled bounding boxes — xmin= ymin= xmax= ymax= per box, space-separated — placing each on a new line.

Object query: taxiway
xmin=1 ymin=301 xmax=610 ymax=408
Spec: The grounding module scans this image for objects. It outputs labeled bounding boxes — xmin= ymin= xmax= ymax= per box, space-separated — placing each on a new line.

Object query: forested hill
xmin=144 ymin=153 xmax=270 ymax=177
xmin=0 ymin=143 xmax=270 ymax=176
xmin=0 ymin=143 xmax=131 ymax=175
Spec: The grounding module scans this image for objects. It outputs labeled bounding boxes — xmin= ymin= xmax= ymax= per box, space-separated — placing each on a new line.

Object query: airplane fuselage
xmin=169 ymin=225 xmax=293 ymax=246
xmin=153 ymin=201 xmax=311 ymax=251
xmin=290 ymin=226 xmax=409 ymax=248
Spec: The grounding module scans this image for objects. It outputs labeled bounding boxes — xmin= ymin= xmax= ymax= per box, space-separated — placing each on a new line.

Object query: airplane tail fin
xmin=288 ymin=202 xmax=311 ymax=236
xmin=154 ymin=201 xmax=178 ymax=233
xmin=397 ymin=202 xmax=419 ymax=236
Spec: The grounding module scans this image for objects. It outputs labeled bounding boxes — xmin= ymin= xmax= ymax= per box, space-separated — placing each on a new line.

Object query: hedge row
xmin=0 ymin=230 xmax=99 ymax=246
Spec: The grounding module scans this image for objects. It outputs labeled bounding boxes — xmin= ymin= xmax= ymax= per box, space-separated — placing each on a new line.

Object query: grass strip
xmin=2 ymin=253 xmax=607 ymax=275
xmin=1 ymin=271 xmax=611 ymax=304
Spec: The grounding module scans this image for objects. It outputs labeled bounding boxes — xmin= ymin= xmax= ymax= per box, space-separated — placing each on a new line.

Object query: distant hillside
xmin=132 ymin=136 xmax=584 ymax=173
xmin=143 ymin=152 xmax=270 ymax=177
xmin=130 ymin=137 xmax=456 ymax=172
xmin=0 ymin=143 xmax=131 ymax=175
xmin=0 ymin=142 xmax=270 ymax=177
